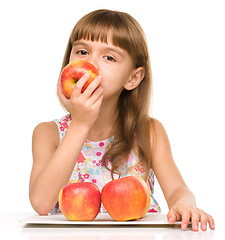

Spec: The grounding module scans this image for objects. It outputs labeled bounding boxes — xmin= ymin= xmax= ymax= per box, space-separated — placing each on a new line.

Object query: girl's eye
xmin=77 ymin=50 xmax=88 ymax=55
xmin=104 ymin=56 xmax=116 ymax=62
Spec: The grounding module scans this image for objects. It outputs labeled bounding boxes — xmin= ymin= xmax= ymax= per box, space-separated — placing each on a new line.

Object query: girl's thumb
xmin=167 ymin=208 xmax=176 ymax=224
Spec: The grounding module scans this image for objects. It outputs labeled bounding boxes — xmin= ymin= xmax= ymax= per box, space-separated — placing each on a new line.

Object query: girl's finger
xmin=208 ymin=214 xmax=215 ymax=230
xmin=167 ymin=208 xmax=176 ymax=224
xmin=200 ymin=210 xmax=208 ymax=231
xmin=181 ymin=211 xmax=191 ymax=230
xmin=191 ymin=210 xmax=200 ymax=232
xmin=89 ymin=85 xmax=104 ymax=105
xmin=71 ymin=73 xmax=90 ymax=97
xmin=93 ymin=92 xmax=104 ymax=109
xmin=82 ymin=75 xmax=102 ymax=97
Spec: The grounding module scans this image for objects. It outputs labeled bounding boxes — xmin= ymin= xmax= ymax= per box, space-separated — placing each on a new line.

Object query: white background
xmin=0 ymin=0 xmax=224 ymax=216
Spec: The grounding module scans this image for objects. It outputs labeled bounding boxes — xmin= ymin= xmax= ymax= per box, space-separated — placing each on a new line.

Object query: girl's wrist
xmin=69 ymin=120 xmax=91 ymax=135
xmin=173 ymin=200 xmax=196 ymax=208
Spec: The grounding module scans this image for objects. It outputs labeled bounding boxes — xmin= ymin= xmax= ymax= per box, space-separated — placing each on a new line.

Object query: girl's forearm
xmin=29 ymin=122 xmax=89 ymax=215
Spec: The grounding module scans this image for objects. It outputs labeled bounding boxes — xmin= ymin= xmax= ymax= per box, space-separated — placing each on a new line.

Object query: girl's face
xmin=69 ymin=37 xmax=135 ymax=100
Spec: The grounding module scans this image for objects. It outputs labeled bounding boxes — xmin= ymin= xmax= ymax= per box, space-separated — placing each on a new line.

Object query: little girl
xmin=29 ymin=9 xmax=215 ymax=231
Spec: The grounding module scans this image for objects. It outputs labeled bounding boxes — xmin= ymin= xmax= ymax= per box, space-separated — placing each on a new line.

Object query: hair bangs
xmin=70 ymin=10 xmax=137 ymax=57
xmin=71 ymin=20 xmax=109 ymax=44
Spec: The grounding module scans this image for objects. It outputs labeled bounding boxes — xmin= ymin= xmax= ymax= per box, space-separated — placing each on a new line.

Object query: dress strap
xmin=53 ymin=114 xmax=72 ymax=143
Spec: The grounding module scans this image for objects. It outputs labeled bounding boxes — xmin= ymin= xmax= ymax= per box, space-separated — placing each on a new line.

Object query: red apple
xmin=101 ymin=176 xmax=148 ymax=221
xmin=58 ymin=182 xmax=101 ymax=221
xmin=60 ymin=60 xmax=99 ymax=98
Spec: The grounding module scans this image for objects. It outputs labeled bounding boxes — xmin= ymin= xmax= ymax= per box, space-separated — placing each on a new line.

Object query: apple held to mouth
xmin=58 ymin=182 xmax=101 ymax=221
xmin=101 ymin=176 xmax=148 ymax=221
xmin=60 ymin=60 xmax=99 ymax=98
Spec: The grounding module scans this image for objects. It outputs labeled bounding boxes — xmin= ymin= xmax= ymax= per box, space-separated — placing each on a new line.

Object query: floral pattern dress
xmin=50 ymin=114 xmax=161 ymax=214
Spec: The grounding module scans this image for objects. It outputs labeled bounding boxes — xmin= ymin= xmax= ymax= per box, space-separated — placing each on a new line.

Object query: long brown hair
xmin=58 ymin=9 xmax=155 ymax=181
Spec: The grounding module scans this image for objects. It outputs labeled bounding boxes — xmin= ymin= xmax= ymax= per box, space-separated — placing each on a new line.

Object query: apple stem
xmin=72 ymin=75 xmax=78 ymax=83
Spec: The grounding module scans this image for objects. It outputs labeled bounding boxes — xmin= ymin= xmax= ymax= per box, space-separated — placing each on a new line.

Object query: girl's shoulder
xmin=149 ymin=117 xmax=165 ymax=134
xmin=33 ymin=114 xmax=72 ymax=147
xmin=33 ymin=120 xmax=60 ymax=149
xmin=149 ymin=117 xmax=168 ymax=150
xmin=149 ymin=117 xmax=164 ymax=136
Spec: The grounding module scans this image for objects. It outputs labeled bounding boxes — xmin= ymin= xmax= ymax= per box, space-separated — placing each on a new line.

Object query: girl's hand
xmin=57 ymin=73 xmax=104 ymax=129
xmin=167 ymin=201 xmax=215 ymax=231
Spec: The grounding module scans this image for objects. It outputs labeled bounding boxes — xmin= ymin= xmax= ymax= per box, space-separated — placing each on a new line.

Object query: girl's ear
xmin=124 ymin=67 xmax=145 ymax=90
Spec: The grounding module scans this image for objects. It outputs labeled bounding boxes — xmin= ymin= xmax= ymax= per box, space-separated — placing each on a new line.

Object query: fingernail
xmin=182 ymin=223 xmax=187 ymax=230
xmin=193 ymin=224 xmax=198 ymax=231
xmin=168 ymin=217 xmax=173 ymax=224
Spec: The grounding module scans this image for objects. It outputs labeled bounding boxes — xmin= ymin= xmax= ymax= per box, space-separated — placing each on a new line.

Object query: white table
xmin=0 ymin=212 xmax=221 ymax=239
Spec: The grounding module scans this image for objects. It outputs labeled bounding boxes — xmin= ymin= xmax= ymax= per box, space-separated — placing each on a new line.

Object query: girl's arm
xmin=151 ymin=119 xmax=215 ymax=231
xmin=29 ymin=74 xmax=104 ymax=215
xmin=29 ymin=121 xmax=89 ymax=215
